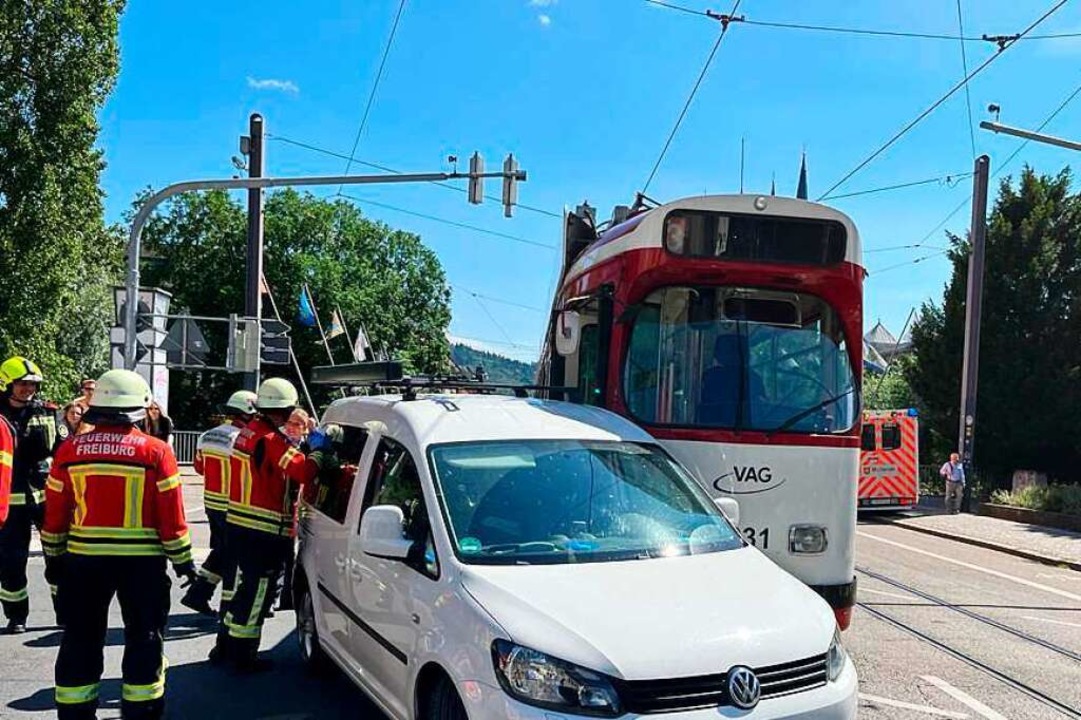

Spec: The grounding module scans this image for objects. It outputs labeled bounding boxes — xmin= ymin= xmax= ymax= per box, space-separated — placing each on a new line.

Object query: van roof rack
xmin=310 ymin=361 xmax=578 ymax=402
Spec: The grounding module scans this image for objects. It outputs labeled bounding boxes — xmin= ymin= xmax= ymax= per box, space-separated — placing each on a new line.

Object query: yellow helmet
xmin=255 ymin=377 xmax=299 ymax=411
xmin=0 ymin=356 xmax=43 ymax=389
xmin=87 ymin=369 xmax=152 ymax=424
xmin=222 ymin=390 xmax=257 ymax=416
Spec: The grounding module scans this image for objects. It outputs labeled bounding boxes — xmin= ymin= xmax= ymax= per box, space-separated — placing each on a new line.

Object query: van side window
xmin=860 ymin=423 xmax=876 ymax=452
xmin=881 ymin=423 xmax=901 ymax=451
xmin=361 ymin=437 xmax=438 ymax=578
xmin=304 ymin=425 xmax=367 ymax=524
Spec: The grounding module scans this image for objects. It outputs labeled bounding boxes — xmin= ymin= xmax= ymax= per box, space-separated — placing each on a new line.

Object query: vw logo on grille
xmin=727 ymin=665 xmax=761 ymax=710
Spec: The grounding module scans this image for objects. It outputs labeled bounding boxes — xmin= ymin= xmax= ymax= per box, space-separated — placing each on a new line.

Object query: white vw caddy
xmin=294 ymin=393 xmax=857 ymax=720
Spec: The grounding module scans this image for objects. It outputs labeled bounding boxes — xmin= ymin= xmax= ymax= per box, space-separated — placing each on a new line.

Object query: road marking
xmin=859 ymin=692 xmax=969 ymax=718
xmin=921 ymin=676 xmax=1007 ymax=720
xmin=858 ymin=532 xmax=1081 ymax=602
xmin=860 ymin=587 xmax=914 ymax=601
xmin=1022 ymin=615 xmax=1081 ymax=629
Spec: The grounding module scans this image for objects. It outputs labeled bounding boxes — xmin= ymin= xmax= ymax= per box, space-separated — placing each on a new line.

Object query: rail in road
xmin=855 ymin=522 xmax=1081 ymax=720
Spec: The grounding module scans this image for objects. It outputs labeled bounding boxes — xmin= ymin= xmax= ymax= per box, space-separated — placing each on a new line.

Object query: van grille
xmin=616 ymin=653 xmax=828 ymax=714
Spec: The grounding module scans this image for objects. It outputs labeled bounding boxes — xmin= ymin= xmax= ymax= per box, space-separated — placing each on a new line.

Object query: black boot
xmin=180 ymin=579 xmax=217 ymax=617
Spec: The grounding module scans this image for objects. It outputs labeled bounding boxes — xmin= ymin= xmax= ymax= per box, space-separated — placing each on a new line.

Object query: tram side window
xmin=861 ymin=424 xmax=876 ymax=452
xmin=881 ymin=423 xmax=901 ymax=451
xmin=579 ymin=324 xmax=601 ymax=406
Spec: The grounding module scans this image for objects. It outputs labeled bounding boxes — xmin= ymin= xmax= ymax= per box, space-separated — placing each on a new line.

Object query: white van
xmin=294 ymin=393 xmax=857 ymax=720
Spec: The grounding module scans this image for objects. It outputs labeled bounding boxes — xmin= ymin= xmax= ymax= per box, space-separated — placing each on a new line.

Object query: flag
xmin=353 ymin=324 xmax=372 ymax=362
xmin=297 ymin=287 xmax=317 ymax=328
xmin=326 ymin=309 xmax=345 ymax=340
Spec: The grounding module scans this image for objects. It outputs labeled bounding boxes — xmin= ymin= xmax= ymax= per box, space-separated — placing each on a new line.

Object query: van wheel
xmin=425 ymin=675 xmax=468 ymax=720
xmin=296 ymin=582 xmax=329 ymax=674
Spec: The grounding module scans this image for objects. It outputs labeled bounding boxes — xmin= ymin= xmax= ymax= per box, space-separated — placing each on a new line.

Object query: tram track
xmin=856 ymin=567 xmax=1081 ymax=719
xmin=857 ymin=565 xmax=1081 ymax=664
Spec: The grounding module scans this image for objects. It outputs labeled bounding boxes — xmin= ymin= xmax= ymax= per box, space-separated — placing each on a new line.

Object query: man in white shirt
xmin=940 ymin=452 xmax=966 ymax=514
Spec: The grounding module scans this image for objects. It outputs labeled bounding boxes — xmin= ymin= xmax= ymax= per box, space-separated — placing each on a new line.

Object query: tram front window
xmin=623 ymin=286 xmax=857 ymax=433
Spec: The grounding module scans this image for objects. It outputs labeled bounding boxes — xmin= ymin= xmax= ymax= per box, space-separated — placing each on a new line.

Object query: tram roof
xmin=567 ymin=194 xmax=861 ymax=281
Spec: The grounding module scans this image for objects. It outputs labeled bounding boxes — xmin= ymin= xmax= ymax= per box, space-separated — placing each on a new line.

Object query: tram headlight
xmin=789 ymin=525 xmax=828 ymax=554
xmin=827 ymin=628 xmax=847 ymax=681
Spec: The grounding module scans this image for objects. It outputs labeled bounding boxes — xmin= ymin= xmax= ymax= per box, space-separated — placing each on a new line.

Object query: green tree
xmin=0 ymin=1 xmax=125 ymax=400
xmin=139 ymin=189 xmax=452 ymax=428
xmin=863 ymin=355 xmax=917 ymax=411
xmin=906 ymin=167 xmax=1081 ymax=486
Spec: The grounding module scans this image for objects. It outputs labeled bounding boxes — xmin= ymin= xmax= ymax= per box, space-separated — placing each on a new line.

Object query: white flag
xmin=353 ymin=325 xmax=372 ymax=362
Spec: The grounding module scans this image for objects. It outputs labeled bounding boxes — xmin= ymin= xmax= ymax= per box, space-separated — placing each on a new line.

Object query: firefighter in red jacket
xmin=179 ymin=390 xmax=257 ymax=616
xmin=0 ymin=415 xmax=14 ymax=528
xmin=42 ymin=370 xmax=194 ymax=720
xmin=211 ymin=377 xmax=320 ymax=672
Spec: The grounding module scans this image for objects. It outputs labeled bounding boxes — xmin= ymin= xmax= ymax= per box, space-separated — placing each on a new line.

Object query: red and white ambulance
xmin=858 ymin=409 xmax=919 ymax=509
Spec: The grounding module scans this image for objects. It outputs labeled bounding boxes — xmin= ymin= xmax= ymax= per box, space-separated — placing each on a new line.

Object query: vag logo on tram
xmin=734 ymin=465 xmax=773 ymax=483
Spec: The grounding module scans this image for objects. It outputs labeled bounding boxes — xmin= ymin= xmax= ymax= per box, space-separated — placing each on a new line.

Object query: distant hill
xmin=450 ymin=343 xmax=537 ymax=385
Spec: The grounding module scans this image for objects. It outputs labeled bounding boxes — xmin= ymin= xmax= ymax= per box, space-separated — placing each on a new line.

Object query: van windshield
xmin=428 ymin=440 xmax=743 ymax=565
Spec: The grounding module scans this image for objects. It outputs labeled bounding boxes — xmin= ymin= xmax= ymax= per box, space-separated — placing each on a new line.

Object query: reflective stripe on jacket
xmin=195 ymin=421 xmax=243 ymax=513
xmin=42 ymin=425 xmax=191 ymax=567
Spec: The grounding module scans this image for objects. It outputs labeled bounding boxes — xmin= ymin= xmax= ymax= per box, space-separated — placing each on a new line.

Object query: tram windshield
xmin=623 ymin=286 xmax=858 ymax=434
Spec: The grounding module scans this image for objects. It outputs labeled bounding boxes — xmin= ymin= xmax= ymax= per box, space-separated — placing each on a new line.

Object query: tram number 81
xmin=742 ymin=526 xmax=770 ymax=549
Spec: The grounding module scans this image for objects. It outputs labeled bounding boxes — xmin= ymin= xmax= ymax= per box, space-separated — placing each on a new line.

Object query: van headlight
xmin=492 ymin=640 xmax=621 ymax=716
xmin=827 ymin=628 xmax=847 ymax=681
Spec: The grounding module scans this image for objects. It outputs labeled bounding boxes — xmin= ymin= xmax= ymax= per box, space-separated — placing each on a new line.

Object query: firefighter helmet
xmin=0 ymin=356 xmax=44 ymax=389
xmin=255 ymin=378 xmax=299 ymax=411
xmin=86 ymin=369 xmax=152 ymax=424
xmin=222 ymin=390 xmax=257 ymax=416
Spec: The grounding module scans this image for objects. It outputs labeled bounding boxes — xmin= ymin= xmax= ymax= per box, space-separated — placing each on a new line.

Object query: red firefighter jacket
xmin=41 ymin=424 xmax=192 ymax=566
xmin=227 ymin=416 xmax=318 ymax=538
xmin=194 ymin=420 xmax=244 ymax=514
xmin=0 ymin=416 xmax=14 ymax=527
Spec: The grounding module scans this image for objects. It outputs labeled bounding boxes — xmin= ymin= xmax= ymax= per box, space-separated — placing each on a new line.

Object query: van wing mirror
xmin=359 ymin=505 xmax=413 ymax=560
xmin=555 ymin=310 xmax=581 ymax=357
xmin=715 ymin=497 xmax=740 ymax=526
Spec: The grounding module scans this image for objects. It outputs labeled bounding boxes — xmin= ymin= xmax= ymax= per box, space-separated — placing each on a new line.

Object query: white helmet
xmin=255 ymin=377 xmax=299 ymax=411
xmin=87 ymin=370 xmax=152 ymax=424
xmin=222 ymin=390 xmax=257 ymax=416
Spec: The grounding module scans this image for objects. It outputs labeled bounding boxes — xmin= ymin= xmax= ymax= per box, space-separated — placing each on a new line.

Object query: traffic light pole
xmin=958 ymin=155 xmax=990 ymax=513
xmin=122 ymin=164 xmax=526 ymax=372
xmin=243 ymin=114 xmax=266 ymax=390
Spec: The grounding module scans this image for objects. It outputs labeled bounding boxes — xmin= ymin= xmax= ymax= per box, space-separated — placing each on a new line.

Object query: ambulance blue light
xmin=907 ymin=408 xmax=919 ymax=417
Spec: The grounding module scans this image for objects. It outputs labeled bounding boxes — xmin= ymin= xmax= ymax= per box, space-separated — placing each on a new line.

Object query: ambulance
xmin=858 ymin=409 xmax=919 ymax=510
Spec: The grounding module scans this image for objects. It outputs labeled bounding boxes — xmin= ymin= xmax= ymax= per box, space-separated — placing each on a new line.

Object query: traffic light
xmin=502 ymin=154 xmax=519 ymax=218
xmin=260 ymin=319 xmax=291 ymax=365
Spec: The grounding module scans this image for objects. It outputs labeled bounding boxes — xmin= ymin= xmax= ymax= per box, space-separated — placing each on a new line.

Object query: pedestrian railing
xmin=172 ymin=430 xmax=201 ymax=465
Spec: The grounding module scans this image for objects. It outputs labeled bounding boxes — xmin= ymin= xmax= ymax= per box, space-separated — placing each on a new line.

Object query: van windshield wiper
xmin=767 ymin=387 xmax=856 ymax=435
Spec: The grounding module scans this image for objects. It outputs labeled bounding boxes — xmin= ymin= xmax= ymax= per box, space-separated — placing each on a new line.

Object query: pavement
xmin=868 ymin=502 xmax=1081 ymax=570
xmin=1 ymin=469 xmax=1079 ymax=719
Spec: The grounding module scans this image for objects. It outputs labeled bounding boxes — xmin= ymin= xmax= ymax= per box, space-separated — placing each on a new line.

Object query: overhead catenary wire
xmin=822 ymin=172 xmax=972 ymax=201
xmin=643 ymin=0 xmax=1081 ymax=42
xmin=817 ymin=0 xmax=1069 ymax=201
xmin=642 ymin=0 xmax=743 ymax=193
xmin=338 ymin=0 xmax=408 ymax=192
xmin=471 ymin=294 xmax=529 ymax=350
xmin=270 ymin=133 xmax=562 ymax=219
xmin=956 ymin=0 xmax=978 ymax=159
xmin=867 ymin=75 xmax=1081 ymax=275
xmin=450 ymin=285 xmax=545 ymax=312
xmin=340 ymin=194 xmax=554 ymax=250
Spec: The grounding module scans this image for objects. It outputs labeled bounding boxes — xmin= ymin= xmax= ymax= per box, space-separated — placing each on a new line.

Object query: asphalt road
xmin=1 ymin=477 xmax=1078 ymax=719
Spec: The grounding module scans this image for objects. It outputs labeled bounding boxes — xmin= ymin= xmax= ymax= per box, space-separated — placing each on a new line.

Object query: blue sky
xmin=98 ymin=0 xmax=1081 ymax=362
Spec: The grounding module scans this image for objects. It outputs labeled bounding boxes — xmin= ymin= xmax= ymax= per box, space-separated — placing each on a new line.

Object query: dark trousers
xmin=215 ymin=526 xmax=287 ymax=665
xmin=55 ymin=555 xmax=171 ymax=720
xmin=182 ymin=509 xmax=235 ymax=609
xmin=0 ymin=499 xmax=54 ymax=624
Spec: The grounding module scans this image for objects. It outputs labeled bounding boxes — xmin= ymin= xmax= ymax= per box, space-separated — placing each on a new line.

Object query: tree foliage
xmin=0 ymin=1 xmax=126 ymax=399
xmin=139 ymin=189 xmax=452 ymax=428
xmin=906 ymin=167 xmax=1081 ymax=485
xmin=450 ymin=343 xmax=536 ymax=384
xmin=863 ymin=355 xmax=917 ymax=411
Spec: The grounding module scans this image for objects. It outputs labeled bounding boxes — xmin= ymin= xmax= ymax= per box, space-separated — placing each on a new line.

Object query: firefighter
xmin=179 ymin=390 xmax=257 ymax=617
xmin=0 ymin=355 xmax=65 ymax=633
xmin=0 ymin=415 xmax=14 ymax=528
xmin=42 ymin=369 xmax=194 ymax=720
xmin=212 ymin=377 xmax=320 ymax=672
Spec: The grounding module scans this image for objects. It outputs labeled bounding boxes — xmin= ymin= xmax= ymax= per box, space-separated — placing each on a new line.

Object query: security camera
xmin=987 ymin=103 xmax=1001 ymax=120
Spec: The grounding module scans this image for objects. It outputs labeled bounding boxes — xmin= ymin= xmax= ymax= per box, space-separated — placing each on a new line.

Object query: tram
xmin=538 ymin=194 xmax=864 ymax=628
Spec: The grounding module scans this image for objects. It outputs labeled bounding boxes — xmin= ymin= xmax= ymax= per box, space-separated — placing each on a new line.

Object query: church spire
xmin=796 ymin=151 xmax=808 ymax=200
